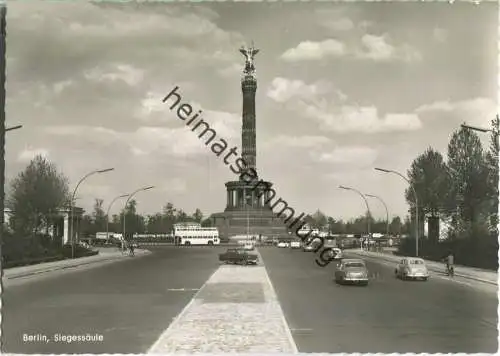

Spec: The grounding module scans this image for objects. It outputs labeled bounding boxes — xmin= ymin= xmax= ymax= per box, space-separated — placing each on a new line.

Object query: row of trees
xmin=80 ymin=198 xmax=206 ymax=238
xmin=284 ymin=209 xmax=411 ymax=236
xmin=399 ymin=118 xmax=499 ymax=269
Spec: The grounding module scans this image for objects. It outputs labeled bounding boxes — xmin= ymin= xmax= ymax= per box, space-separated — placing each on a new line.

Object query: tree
xmin=201 ymin=217 xmax=213 ymax=227
xmin=146 ymin=213 xmax=164 ymax=233
xmin=6 ymin=155 xmax=70 ymax=236
xmin=389 ymin=216 xmax=402 ymax=235
xmin=310 ymin=209 xmax=328 ymax=229
xmin=444 ymin=127 xmax=490 ymax=237
xmin=405 ymin=147 xmax=449 ymax=239
xmin=79 ymin=214 xmax=94 ymax=237
xmin=484 ymin=116 xmax=499 ymax=234
xmin=192 ymin=209 xmax=203 ymax=223
xmin=92 ymin=198 xmax=106 ymax=233
xmin=406 ymin=147 xmax=448 ymax=218
xmin=175 ymin=209 xmax=188 ymax=222
xmin=121 ymin=199 xmax=145 ymax=236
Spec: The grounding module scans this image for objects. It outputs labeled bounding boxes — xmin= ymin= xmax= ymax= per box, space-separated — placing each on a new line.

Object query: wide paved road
xmin=259 ymin=247 xmax=498 ymax=353
xmin=2 ymin=246 xmax=225 ymax=354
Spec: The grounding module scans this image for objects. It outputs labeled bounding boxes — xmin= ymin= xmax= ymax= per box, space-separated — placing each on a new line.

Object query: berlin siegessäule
xmin=23 ymin=333 xmax=104 ymax=344
xmin=162 ymin=43 xmax=335 ymax=266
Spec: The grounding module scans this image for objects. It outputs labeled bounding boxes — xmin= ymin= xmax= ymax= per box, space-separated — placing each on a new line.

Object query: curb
xmin=353 ymin=251 xmax=498 ymax=286
xmin=4 ymin=250 xmax=151 ymax=280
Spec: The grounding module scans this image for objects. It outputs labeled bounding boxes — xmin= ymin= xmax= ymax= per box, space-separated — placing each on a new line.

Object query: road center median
xmin=147 ymin=250 xmax=298 ymax=353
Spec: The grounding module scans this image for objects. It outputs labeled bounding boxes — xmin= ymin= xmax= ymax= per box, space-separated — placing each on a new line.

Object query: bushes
xmin=396 ymin=235 xmax=498 ymax=270
xmin=2 ymin=232 xmax=99 ymax=268
xmin=60 ymin=244 xmax=98 ymax=258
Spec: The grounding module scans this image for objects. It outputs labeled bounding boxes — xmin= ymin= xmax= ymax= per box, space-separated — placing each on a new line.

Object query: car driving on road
xmin=219 ymin=248 xmax=259 ymax=265
xmin=334 ymin=258 xmax=369 ymax=286
xmin=395 ymin=257 xmax=429 ymax=281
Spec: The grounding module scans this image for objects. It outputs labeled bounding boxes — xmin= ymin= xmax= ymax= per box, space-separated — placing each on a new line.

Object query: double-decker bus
xmin=173 ymin=223 xmax=220 ymax=246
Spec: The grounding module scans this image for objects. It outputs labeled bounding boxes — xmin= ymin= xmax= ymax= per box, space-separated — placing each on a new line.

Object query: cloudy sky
xmin=5 ymin=1 xmax=498 ymax=222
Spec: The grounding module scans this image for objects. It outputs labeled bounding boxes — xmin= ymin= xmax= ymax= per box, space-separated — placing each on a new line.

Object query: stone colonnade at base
xmin=225 ymin=181 xmax=274 ymax=210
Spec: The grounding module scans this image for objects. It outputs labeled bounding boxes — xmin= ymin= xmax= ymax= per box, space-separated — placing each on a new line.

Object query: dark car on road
xmin=219 ymin=248 xmax=259 ymax=265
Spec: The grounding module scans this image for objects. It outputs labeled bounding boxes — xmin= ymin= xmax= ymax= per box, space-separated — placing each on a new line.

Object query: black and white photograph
xmin=1 ymin=0 xmax=498 ymax=354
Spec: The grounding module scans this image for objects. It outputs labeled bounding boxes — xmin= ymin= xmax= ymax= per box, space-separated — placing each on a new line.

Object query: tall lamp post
xmin=339 ymin=185 xmax=372 ymax=250
xmin=375 ymin=167 xmax=419 ymax=257
xmin=6 ymin=125 xmax=22 ymax=132
xmin=122 ymin=186 xmax=154 ymax=251
xmin=365 ymin=194 xmax=390 ymax=236
xmin=461 ymin=118 xmax=499 ymax=152
xmin=106 ymin=194 xmax=129 ymax=241
xmin=246 ymin=193 xmax=251 ymax=240
xmin=70 ymin=168 xmax=114 ymax=258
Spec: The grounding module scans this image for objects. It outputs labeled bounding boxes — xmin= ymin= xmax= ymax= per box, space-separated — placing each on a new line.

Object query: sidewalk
xmin=3 ymin=248 xmax=150 ymax=280
xmin=351 ymin=249 xmax=498 ymax=285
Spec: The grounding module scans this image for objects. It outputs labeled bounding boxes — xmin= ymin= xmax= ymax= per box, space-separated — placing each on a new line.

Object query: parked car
xmin=290 ymin=240 xmax=302 ymax=249
xmin=328 ymin=247 xmax=343 ymax=260
xmin=243 ymin=242 xmax=255 ymax=251
xmin=303 ymin=237 xmax=321 ymax=251
xmin=218 ymin=248 xmax=259 ymax=265
xmin=395 ymin=257 xmax=429 ymax=281
xmin=334 ymin=258 xmax=369 ymax=286
xmin=277 ymin=242 xmax=289 ymax=248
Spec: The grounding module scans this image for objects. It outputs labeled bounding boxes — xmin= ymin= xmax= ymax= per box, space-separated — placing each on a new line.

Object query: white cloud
xmin=44 ymin=105 xmax=240 ymax=159
xmin=281 ymin=35 xmax=421 ymax=64
xmin=281 ymin=39 xmax=346 ymax=62
xmin=416 ymin=97 xmax=497 ymax=128
xmin=323 ymin=168 xmax=380 ymax=182
xmin=84 ymin=63 xmax=144 ymax=87
xmin=17 ymin=147 xmax=50 ymax=163
xmin=313 ymin=146 xmax=378 ymax=166
xmin=267 ymin=135 xmax=331 ymax=149
xmin=267 ymin=78 xmax=422 ymax=133
xmin=322 ymin=18 xmax=354 ymax=31
xmin=267 ymin=77 xmax=335 ymax=103
xmin=356 ymin=34 xmax=422 ymax=62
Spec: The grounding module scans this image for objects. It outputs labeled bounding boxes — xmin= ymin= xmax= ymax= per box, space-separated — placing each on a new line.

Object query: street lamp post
xmin=339 ymin=185 xmax=371 ymax=250
xmin=6 ymin=124 xmax=22 ymax=132
xmin=69 ymin=168 xmax=114 ymax=258
xmin=122 ymin=186 xmax=154 ymax=252
xmin=365 ymin=194 xmax=390 ymax=236
xmin=106 ymin=194 xmax=129 ymax=241
xmin=375 ymin=167 xmax=419 ymax=257
xmin=461 ymin=118 xmax=499 ymax=153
